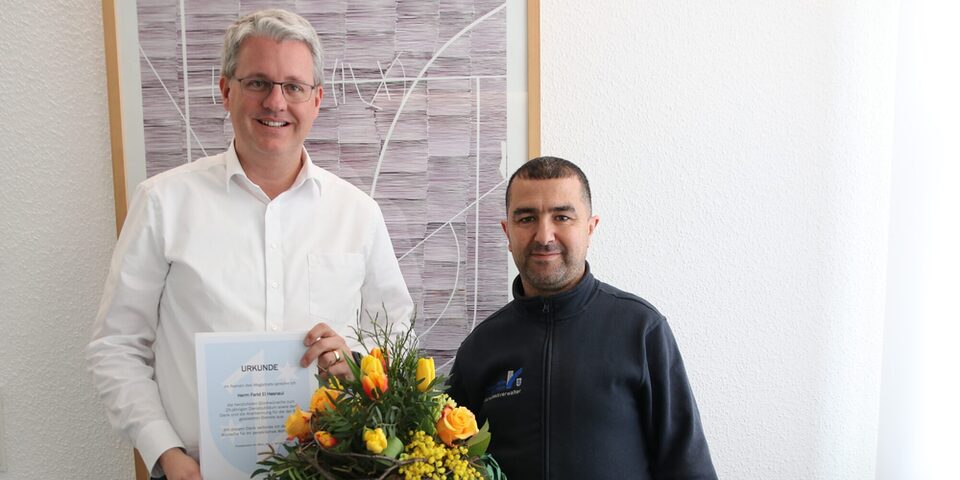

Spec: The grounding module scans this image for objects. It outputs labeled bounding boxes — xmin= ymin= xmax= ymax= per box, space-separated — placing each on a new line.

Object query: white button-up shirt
xmin=86 ymin=143 xmax=413 ymax=473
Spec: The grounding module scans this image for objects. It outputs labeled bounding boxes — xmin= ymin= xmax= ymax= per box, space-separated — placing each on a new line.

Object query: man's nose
xmin=262 ymin=84 xmax=287 ymax=110
xmin=534 ymin=220 xmax=556 ymax=244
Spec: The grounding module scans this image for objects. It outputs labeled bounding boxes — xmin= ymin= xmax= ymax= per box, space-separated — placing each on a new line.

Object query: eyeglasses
xmin=234 ymin=77 xmax=319 ymax=103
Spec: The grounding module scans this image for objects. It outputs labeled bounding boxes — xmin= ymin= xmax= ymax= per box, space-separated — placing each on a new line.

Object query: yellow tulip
xmin=361 ymin=354 xmax=385 ymax=377
xmin=310 ymin=386 xmax=340 ymax=413
xmin=363 ymin=427 xmax=388 ymax=454
xmin=370 ymin=347 xmax=388 ymax=369
xmin=416 ymin=357 xmax=435 ymax=392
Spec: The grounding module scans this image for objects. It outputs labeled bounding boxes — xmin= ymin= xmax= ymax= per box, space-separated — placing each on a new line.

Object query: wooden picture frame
xmin=100 ymin=1 xmax=540 ymax=478
xmin=102 ymin=0 xmax=540 ymax=234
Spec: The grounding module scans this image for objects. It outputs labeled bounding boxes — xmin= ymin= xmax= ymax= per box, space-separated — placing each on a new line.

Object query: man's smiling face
xmin=502 ymin=176 xmax=599 ymax=297
xmin=220 ymin=36 xmax=322 ymax=164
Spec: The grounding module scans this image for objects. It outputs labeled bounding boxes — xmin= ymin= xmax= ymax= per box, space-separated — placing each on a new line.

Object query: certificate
xmin=196 ymin=332 xmax=318 ymax=479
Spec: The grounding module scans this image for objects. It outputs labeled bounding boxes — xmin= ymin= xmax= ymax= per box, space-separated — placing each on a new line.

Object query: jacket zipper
xmin=541 ymin=300 xmax=553 ymax=479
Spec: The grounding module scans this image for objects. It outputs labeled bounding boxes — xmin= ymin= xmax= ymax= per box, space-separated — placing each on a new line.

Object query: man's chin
xmin=522 ymin=271 xmax=567 ymax=293
xmin=246 ymin=142 xmax=301 ymax=161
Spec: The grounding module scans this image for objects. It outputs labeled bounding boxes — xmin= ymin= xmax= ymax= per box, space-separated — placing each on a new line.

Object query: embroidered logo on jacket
xmin=484 ymin=368 xmax=523 ymax=402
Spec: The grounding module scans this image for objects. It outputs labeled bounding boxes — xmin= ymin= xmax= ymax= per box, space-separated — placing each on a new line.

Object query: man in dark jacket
xmin=448 ymin=157 xmax=717 ymax=479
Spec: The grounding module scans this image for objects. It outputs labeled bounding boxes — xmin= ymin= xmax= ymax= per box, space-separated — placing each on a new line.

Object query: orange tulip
xmin=284 ymin=405 xmax=312 ymax=442
xmin=361 ymin=372 xmax=389 ymax=400
xmin=314 ymin=431 xmax=338 ymax=448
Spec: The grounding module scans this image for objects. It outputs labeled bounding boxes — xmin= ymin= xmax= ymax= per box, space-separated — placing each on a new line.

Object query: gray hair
xmin=221 ymin=9 xmax=324 ymax=86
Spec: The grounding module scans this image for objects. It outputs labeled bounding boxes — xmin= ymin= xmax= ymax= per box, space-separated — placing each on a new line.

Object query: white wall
xmin=877 ymin=1 xmax=960 ymax=478
xmin=0 ymin=0 xmax=901 ymax=479
xmin=541 ymin=1 xmax=897 ymax=478
xmin=0 ymin=0 xmax=133 ymax=478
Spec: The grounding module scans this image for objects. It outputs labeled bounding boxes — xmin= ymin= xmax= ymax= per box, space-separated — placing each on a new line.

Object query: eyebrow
xmin=241 ymin=73 xmax=313 ymax=84
xmin=511 ymin=205 xmax=577 ymax=216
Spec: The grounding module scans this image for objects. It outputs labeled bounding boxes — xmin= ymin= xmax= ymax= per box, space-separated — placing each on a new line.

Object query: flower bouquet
xmin=254 ymin=315 xmax=505 ymax=480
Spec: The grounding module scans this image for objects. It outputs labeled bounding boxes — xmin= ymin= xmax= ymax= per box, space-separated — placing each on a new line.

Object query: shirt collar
xmin=224 ymin=141 xmax=324 ymax=194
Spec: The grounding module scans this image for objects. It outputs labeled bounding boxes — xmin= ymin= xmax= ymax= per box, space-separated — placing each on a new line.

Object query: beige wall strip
xmin=102 ymin=0 xmax=128 ymax=236
xmin=527 ymin=0 xmax=541 ymax=159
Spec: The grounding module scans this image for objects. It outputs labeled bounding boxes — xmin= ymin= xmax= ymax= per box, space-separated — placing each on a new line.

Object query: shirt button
xmin=270 ymin=243 xmax=278 ymax=249
xmin=271 ymin=281 xmax=279 ymax=289
xmin=270 ymin=325 xmax=279 ymax=331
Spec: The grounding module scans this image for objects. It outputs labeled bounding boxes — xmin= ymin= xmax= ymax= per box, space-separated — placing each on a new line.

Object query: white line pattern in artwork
xmin=369 ymin=2 xmax=507 ymax=197
xmin=138 ymin=45 xmax=208 ymax=159
xmin=178 ymin=0 xmax=191 ymax=162
xmin=473 ymin=77 xmax=481 ymax=331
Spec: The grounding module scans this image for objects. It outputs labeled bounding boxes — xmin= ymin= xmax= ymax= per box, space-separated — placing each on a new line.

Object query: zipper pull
xmin=542 ymin=301 xmax=550 ymax=314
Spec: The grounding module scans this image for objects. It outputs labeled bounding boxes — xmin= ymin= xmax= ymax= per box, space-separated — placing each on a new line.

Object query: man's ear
xmin=587 ymin=215 xmax=599 ymax=243
xmin=501 ymin=219 xmax=512 ymax=252
xmin=313 ymin=86 xmax=323 ymax=113
xmin=219 ymin=76 xmax=231 ymax=111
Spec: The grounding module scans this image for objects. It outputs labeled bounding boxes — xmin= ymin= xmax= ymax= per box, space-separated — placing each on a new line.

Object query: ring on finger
xmin=333 ymin=350 xmax=342 ymax=364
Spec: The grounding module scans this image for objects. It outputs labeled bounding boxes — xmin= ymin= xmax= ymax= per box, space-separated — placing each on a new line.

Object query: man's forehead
xmin=507 ymin=177 xmax=586 ymax=210
xmin=234 ymin=37 xmax=313 ymax=75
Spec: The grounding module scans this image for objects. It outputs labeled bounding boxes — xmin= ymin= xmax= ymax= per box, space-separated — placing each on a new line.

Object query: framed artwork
xmin=101 ymin=3 xmax=538 ymax=473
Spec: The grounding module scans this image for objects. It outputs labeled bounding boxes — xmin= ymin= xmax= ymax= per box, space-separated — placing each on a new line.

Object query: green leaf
xmin=480 ymin=453 xmax=508 ymax=480
xmin=466 ymin=420 xmax=492 ymax=457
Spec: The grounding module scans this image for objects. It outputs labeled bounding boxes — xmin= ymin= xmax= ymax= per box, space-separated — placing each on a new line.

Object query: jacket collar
xmin=511 ymin=262 xmax=598 ymax=320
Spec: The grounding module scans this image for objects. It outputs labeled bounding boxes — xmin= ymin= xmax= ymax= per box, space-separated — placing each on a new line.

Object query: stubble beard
xmin=519 ymin=246 xmax=584 ymax=295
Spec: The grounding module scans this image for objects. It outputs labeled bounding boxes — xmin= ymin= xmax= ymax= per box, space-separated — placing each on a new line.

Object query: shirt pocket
xmin=307 ymin=253 xmax=365 ymax=320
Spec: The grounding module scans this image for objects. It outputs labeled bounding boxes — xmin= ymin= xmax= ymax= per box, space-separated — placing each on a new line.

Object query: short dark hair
xmin=505 ymin=156 xmax=592 ymax=213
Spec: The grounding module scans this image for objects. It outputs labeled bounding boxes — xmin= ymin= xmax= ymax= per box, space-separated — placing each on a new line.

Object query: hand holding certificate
xmin=195 ymin=332 xmax=319 ymax=479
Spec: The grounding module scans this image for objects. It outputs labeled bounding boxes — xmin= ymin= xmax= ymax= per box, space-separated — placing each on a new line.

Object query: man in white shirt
xmin=86 ymin=9 xmax=413 ymax=480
